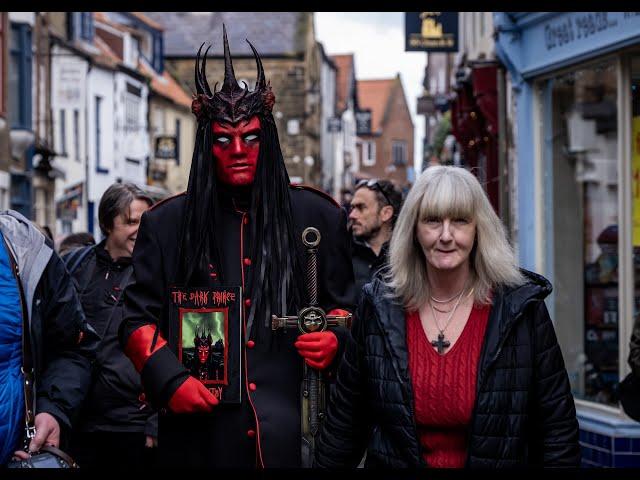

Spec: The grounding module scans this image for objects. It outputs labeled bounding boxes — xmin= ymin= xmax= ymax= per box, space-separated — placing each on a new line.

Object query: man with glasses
xmin=348 ymin=179 xmax=402 ymax=304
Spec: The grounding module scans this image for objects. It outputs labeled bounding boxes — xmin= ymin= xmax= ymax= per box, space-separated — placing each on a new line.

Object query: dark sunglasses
xmin=356 ymin=179 xmax=392 ymax=206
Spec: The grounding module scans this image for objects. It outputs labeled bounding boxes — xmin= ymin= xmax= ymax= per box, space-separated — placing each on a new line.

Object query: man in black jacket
xmin=119 ymin=28 xmax=355 ymax=468
xmin=349 ymin=179 xmax=402 ymax=303
xmin=0 ymin=210 xmax=98 ymax=465
xmin=65 ymin=183 xmax=155 ymax=469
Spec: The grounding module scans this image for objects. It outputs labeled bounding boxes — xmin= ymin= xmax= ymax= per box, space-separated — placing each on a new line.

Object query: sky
xmin=314 ymin=12 xmax=426 ymax=174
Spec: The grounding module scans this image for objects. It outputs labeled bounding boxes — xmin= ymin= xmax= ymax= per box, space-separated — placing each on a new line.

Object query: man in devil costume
xmin=119 ymin=27 xmax=355 ymax=468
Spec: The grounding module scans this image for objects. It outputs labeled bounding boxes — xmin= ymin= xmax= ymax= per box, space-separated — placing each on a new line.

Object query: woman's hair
xmin=386 ymin=165 xmax=524 ymax=309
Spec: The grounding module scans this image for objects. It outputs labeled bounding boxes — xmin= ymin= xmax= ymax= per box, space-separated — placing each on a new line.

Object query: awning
xmin=471 ymin=62 xmax=499 ymax=135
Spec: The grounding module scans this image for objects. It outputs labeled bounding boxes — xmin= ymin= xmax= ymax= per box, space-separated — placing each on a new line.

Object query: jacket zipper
xmin=372 ymin=305 xmax=425 ymax=467
xmin=464 ymin=296 xmax=541 ymax=467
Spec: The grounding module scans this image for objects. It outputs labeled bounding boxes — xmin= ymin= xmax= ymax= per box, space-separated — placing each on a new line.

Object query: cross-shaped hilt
xmin=268 ymin=226 xmax=352 ymax=468
xmin=271 ymin=227 xmax=352 ymax=333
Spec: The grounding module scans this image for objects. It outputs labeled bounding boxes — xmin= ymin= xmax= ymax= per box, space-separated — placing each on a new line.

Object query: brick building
xmin=145 ymin=12 xmax=323 ymax=186
xmin=356 ymin=74 xmax=414 ymax=187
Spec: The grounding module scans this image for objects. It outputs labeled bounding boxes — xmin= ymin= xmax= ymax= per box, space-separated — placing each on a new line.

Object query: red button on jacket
xmin=243 ymin=258 xmax=252 ymax=266
xmin=244 ymin=298 xmax=251 ymax=307
xmin=249 ymin=383 xmax=256 ymax=391
xmin=247 ymin=429 xmax=256 ymax=438
xmin=246 ymin=340 xmax=255 ymax=349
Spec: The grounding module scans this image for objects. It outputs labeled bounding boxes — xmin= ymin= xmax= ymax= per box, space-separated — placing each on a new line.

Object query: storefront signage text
xmin=544 ymin=12 xmax=621 ymax=51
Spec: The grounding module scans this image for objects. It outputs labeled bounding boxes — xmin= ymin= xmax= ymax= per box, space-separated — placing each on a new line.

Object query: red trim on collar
xmin=124 ymin=325 xmax=168 ymax=373
xmin=289 ymin=184 xmax=340 ymax=209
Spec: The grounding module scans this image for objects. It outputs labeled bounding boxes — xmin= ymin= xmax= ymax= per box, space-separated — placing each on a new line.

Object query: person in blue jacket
xmin=0 ymin=209 xmax=98 ymax=466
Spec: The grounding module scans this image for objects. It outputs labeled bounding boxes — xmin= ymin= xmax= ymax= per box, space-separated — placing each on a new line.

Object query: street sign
xmin=327 ymin=117 xmax=342 ymax=133
xmin=355 ymin=110 xmax=372 ymax=136
xmin=155 ymin=135 xmax=177 ymax=160
xmin=417 ymin=94 xmax=435 ymax=115
xmin=405 ymin=12 xmax=459 ymax=52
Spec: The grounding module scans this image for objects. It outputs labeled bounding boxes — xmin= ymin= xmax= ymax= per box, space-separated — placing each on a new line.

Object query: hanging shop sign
xmin=405 ymin=12 xmax=459 ymax=52
xmin=327 ymin=117 xmax=342 ymax=133
xmin=155 ymin=135 xmax=178 ymax=160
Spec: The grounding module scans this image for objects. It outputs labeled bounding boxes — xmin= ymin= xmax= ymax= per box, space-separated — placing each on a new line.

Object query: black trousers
xmin=69 ymin=431 xmax=157 ymax=470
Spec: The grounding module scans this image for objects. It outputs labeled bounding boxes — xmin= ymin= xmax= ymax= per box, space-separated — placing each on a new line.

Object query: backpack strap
xmin=64 ymin=245 xmax=95 ymax=275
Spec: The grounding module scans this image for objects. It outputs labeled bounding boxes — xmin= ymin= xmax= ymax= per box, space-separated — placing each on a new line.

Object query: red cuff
xmin=327 ymin=308 xmax=352 ymax=328
xmin=124 ymin=325 xmax=168 ymax=372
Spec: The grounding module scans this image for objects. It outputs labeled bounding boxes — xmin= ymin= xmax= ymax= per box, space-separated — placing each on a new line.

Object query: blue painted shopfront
xmin=494 ymin=12 xmax=640 ymax=467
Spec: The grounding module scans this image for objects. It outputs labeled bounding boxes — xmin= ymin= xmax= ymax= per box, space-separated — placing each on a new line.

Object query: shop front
xmin=495 ymin=12 xmax=640 ymax=467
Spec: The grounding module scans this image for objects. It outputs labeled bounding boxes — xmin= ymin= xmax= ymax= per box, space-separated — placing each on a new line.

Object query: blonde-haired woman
xmin=315 ymin=166 xmax=579 ymax=468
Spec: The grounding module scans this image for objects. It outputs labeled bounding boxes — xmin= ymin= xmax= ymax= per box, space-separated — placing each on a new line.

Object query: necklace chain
xmin=430 ymin=288 xmax=464 ymax=304
xmin=429 ymin=287 xmax=464 ymax=336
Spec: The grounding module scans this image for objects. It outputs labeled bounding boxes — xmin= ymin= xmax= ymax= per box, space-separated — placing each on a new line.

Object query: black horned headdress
xmin=191 ymin=24 xmax=275 ymax=124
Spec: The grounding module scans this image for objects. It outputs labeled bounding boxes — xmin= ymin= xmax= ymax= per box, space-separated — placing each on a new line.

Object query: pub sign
xmin=155 ymin=135 xmax=178 ymax=160
xmin=405 ymin=12 xmax=459 ymax=52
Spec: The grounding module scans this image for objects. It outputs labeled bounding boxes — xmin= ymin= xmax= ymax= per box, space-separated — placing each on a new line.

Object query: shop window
xmin=632 ymin=56 xmax=640 ymax=388
xmin=544 ymin=60 xmax=619 ymax=406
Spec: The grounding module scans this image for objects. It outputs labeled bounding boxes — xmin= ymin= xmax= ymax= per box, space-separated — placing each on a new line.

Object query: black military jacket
xmin=120 ymin=186 xmax=356 ymax=468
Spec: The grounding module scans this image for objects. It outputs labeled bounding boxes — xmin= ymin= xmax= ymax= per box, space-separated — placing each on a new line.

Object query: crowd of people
xmin=0 ymin=28 xmax=593 ymax=470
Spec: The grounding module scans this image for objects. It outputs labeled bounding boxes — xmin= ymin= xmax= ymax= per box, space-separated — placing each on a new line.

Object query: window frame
xmin=392 ymin=140 xmax=407 ymax=166
xmin=59 ymin=109 xmax=67 ymax=156
xmin=95 ymin=95 xmax=108 ymax=174
xmin=9 ymin=22 xmax=32 ymax=130
xmin=73 ymin=109 xmax=80 ymax=162
xmin=534 ymin=50 xmax=639 ymax=416
xmin=362 ymin=140 xmax=376 ymax=167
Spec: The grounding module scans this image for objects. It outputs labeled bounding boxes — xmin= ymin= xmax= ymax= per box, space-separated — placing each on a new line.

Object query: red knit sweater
xmin=406 ymin=304 xmax=490 ymax=468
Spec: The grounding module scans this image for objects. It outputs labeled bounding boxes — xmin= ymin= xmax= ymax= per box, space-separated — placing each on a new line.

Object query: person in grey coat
xmin=0 ymin=210 xmax=98 ymax=465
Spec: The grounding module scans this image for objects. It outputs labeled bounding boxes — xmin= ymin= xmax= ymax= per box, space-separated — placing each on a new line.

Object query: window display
xmin=546 ymin=60 xmax=619 ymax=406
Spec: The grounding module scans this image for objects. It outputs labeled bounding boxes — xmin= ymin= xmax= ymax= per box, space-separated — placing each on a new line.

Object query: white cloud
xmin=315 ymin=12 xmax=426 ymax=174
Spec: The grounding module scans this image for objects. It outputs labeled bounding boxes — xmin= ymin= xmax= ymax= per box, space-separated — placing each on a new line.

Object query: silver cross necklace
xmin=428 ymin=288 xmax=465 ymax=354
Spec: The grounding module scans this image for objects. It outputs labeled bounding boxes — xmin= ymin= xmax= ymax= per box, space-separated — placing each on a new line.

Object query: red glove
xmin=294 ymin=331 xmax=338 ymax=370
xmin=168 ymin=376 xmax=219 ymax=414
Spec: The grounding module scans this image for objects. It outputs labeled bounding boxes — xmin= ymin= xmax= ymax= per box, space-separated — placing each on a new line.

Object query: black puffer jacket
xmin=315 ymin=270 xmax=580 ymax=468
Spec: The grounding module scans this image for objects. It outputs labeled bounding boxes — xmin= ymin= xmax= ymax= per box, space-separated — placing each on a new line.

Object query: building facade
xmin=331 ymin=54 xmax=358 ymax=197
xmin=317 ymin=42 xmax=337 ymax=195
xmin=356 ymin=75 xmax=414 ymax=188
xmin=495 ymin=11 xmax=640 ymax=467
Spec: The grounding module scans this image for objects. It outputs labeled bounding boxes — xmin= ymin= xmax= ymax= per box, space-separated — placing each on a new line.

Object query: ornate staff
xmin=271 ymin=227 xmax=352 ymax=467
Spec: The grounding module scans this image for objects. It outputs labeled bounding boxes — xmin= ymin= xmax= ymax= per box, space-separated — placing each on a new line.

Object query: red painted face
xmin=211 ymin=116 xmax=261 ymax=186
xmin=197 ymin=345 xmax=210 ymax=365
